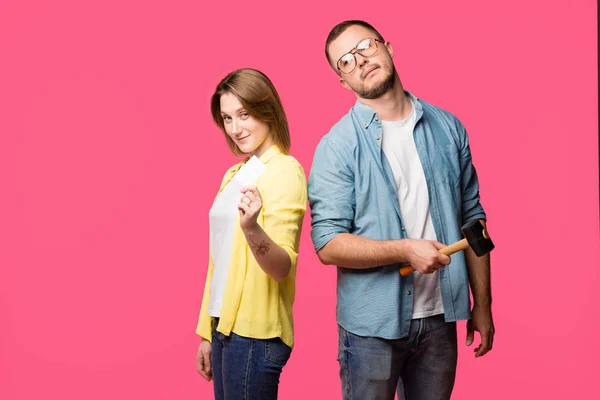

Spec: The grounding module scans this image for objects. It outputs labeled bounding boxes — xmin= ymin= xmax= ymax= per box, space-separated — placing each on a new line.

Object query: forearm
xmin=465 ymin=221 xmax=492 ymax=307
xmin=317 ymin=233 xmax=410 ymax=269
xmin=243 ymin=225 xmax=291 ymax=282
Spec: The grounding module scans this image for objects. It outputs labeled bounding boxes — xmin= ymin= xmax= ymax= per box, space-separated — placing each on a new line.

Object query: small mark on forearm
xmin=249 ymin=236 xmax=270 ymax=256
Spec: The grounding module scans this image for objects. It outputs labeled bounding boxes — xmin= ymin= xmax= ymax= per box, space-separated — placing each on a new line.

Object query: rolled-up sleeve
xmin=308 ymin=137 xmax=355 ymax=252
xmin=261 ymin=161 xmax=307 ymax=270
xmin=457 ymin=122 xmax=487 ymax=223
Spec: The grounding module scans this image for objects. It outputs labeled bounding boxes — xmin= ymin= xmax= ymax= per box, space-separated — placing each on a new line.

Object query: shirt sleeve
xmin=196 ymin=253 xmax=214 ymax=341
xmin=308 ymin=137 xmax=356 ymax=252
xmin=260 ymin=159 xmax=307 ymax=271
xmin=457 ymin=121 xmax=487 ymax=223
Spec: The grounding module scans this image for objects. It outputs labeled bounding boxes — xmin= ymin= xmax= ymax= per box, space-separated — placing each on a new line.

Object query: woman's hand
xmin=196 ymin=339 xmax=212 ymax=381
xmin=238 ymin=185 xmax=263 ymax=232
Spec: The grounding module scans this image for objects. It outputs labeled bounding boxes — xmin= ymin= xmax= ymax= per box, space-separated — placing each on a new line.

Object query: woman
xmin=195 ymin=68 xmax=307 ymax=400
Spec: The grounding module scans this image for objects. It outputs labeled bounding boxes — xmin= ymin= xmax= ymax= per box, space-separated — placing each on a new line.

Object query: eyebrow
xmin=221 ymin=107 xmax=245 ymax=115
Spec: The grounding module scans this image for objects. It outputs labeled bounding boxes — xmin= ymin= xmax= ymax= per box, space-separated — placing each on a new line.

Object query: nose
xmin=231 ymin=119 xmax=242 ymax=135
xmin=356 ymin=53 xmax=369 ymax=69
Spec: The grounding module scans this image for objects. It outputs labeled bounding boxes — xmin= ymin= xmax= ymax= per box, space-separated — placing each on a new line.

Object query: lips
xmin=237 ymin=135 xmax=250 ymax=141
xmin=362 ymin=66 xmax=378 ymax=79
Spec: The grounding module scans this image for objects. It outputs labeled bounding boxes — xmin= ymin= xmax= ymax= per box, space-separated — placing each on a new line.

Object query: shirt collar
xmin=353 ymin=90 xmax=423 ymax=128
xmin=228 ymin=144 xmax=282 ymax=175
xmin=257 ymin=144 xmax=282 ymax=164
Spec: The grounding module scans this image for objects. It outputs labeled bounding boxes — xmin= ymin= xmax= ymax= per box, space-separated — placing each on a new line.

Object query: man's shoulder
xmin=419 ymin=98 xmax=463 ymax=129
xmin=318 ymin=109 xmax=361 ymax=149
xmin=418 ymin=97 xmax=470 ymax=150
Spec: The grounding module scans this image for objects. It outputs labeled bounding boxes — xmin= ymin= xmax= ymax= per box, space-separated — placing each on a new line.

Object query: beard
xmin=352 ymin=63 xmax=396 ymax=100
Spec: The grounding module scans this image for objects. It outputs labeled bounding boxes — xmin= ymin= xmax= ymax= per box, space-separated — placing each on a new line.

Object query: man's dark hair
xmin=325 ymin=20 xmax=384 ymax=69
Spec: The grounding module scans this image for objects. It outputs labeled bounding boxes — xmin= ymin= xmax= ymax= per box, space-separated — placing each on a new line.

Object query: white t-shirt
xmin=380 ymin=100 xmax=445 ymax=319
xmin=207 ymin=156 xmax=266 ymax=317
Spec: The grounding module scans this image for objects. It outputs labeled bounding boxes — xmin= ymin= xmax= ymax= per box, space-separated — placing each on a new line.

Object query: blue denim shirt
xmin=308 ymin=92 xmax=487 ymax=339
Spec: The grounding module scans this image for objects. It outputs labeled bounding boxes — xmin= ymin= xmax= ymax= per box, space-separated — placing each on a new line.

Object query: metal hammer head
xmin=461 ymin=220 xmax=494 ymax=257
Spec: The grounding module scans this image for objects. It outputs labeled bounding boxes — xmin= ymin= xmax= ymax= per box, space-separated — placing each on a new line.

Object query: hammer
xmin=399 ymin=219 xmax=494 ymax=276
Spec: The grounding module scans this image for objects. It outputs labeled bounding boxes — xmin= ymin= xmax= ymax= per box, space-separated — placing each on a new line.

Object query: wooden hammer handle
xmin=399 ymin=238 xmax=469 ymax=276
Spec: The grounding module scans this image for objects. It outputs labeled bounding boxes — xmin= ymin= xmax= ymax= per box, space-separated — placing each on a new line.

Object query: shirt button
xmin=364 ymin=123 xmax=368 ymax=128
xmin=401 ymin=226 xmax=406 ymax=231
xmin=406 ymin=290 xmax=412 ymax=295
xmin=375 ymin=117 xmax=379 ymax=121
xmin=375 ymin=136 xmax=380 ymax=140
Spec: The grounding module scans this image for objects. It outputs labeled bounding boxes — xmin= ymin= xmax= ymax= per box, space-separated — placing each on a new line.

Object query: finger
xmin=197 ymin=354 xmax=205 ymax=375
xmin=204 ymin=351 xmax=212 ymax=375
xmin=476 ymin=346 xmax=490 ymax=358
xmin=245 ymin=191 xmax=258 ymax=204
xmin=475 ymin=331 xmax=491 ymax=357
xmin=477 ymin=329 xmax=494 ymax=357
xmin=466 ymin=320 xmax=474 ymax=346
xmin=240 ymin=185 xmax=258 ymax=195
xmin=475 ymin=343 xmax=490 ymax=358
xmin=437 ymin=254 xmax=451 ymax=266
xmin=199 ymin=370 xmax=211 ymax=381
xmin=253 ymin=187 xmax=262 ymax=202
xmin=420 ymin=265 xmax=435 ymax=274
xmin=431 ymin=241 xmax=448 ymax=250
xmin=428 ymin=263 xmax=443 ymax=273
xmin=238 ymin=193 xmax=251 ymax=204
xmin=238 ymin=203 xmax=251 ymax=214
xmin=197 ymin=355 xmax=212 ymax=381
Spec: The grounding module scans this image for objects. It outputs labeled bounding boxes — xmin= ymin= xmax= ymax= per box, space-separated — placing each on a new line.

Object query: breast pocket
xmin=432 ymin=144 xmax=461 ymax=188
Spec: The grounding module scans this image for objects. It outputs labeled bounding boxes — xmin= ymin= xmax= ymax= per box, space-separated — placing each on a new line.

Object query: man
xmin=308 ymin=20 xmax=495 ymax=400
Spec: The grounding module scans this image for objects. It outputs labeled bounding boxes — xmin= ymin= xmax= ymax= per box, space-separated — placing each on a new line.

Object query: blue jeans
xmin=211 ymin=325 xmax=292 ymax=400
xmin=338 ymin=314 xmax=457 ymax=400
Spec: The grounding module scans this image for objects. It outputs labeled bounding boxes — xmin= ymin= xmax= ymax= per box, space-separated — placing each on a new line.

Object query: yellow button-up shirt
xmin=196 ymin=145 xmax=307 ymax=348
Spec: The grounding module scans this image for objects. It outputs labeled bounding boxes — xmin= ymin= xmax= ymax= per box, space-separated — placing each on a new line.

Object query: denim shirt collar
xmin=352 ymin=90 xmax=424 ymax=128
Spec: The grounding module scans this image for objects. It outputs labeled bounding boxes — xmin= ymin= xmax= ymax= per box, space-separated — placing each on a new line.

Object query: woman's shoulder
xmin=267 ymin=152 xmax=305 ymax=176
xmin=260 ymin=153 xmax=307 ymax=200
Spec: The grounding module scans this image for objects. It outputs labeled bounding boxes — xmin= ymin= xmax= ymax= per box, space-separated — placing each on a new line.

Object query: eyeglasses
xmin=337 ymin=38 xmax=385 ymax=74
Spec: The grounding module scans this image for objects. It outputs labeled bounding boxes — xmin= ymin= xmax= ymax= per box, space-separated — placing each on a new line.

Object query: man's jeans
xmin=211 ymin=325 xmax=292 ymax=400
xmin=338 ymin=314 xmax=458 ymax=400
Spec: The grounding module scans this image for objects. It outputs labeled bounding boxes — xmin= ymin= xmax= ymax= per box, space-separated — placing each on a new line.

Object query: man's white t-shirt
xmin=381 ymin=100 xmax=445 ymax=319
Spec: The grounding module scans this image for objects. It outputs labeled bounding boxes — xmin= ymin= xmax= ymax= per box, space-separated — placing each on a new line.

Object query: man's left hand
xmin=466 ymin=304 xmax=495 ymax=357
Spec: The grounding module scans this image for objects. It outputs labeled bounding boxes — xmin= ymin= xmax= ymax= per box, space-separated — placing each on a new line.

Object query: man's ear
xmin=385 ymin=41 xmax=394 ymax=59
xmin=339 ymin=77 xmax=353 ymax=91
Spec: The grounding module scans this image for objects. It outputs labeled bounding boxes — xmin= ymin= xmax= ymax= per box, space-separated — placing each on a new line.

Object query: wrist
xmin=242 ymin=223 xmax=261 ymax=235
xmin=396 ymin=239 xmax=412 ymax=263
xmin=473 ymin=300 xmax=492 ymax=309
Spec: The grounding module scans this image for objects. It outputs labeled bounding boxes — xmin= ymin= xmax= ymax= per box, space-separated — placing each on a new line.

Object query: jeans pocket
xmin=337 ymin=325 xmax=347 ymax=362
xmin=264 ymin=337 xmax=292 ymax=366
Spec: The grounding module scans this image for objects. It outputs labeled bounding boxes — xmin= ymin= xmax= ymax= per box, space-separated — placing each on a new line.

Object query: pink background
xmin=1 ymin=0 xmax=598 ymax=399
